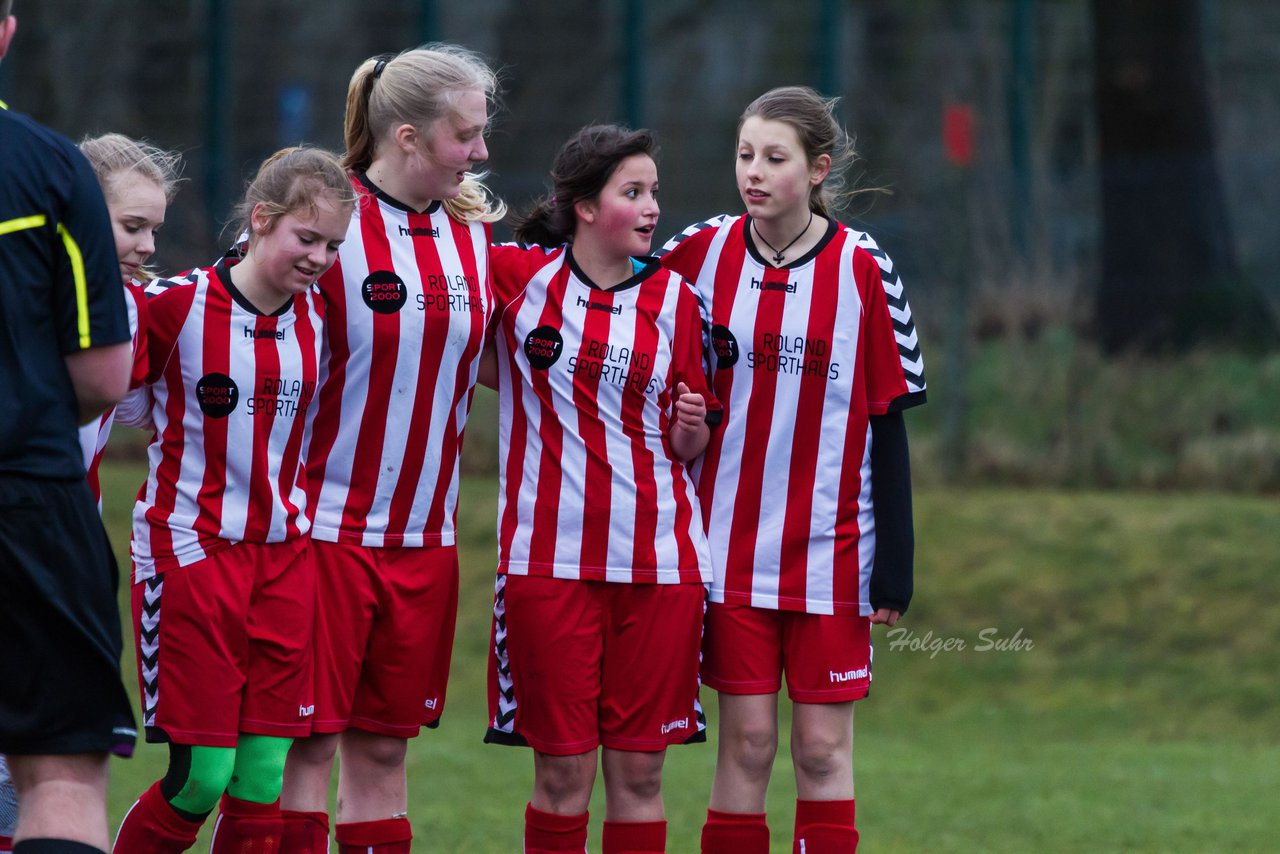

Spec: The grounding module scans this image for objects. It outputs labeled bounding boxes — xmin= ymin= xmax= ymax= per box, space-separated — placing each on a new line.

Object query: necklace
xmin=753 ymin=211 xmax=813 ymax=265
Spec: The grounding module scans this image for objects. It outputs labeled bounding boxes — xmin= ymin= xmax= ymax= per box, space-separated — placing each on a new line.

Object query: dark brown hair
xmin=511 ymin=124 xmax=658 ymax=247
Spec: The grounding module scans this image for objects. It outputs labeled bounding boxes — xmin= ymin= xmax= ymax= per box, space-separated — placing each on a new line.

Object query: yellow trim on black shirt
xmin=0 ymin=214 xmax=48 ymax=236
xmin=56 ymin=222 xmax=93 ymax=349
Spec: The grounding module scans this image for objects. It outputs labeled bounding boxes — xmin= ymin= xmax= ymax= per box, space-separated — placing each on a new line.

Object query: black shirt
xmin=0 ymin=102 xmax=129 ymax=479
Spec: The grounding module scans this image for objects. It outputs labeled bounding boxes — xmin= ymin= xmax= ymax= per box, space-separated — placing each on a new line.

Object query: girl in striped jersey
xmin=276 ymin=46 xmax=504 ymax=854
xmin=660 ymin=87 xmax=927 ymax=853
xmin=76 ymin=133 xmax=183 ymax=508
xmin=113 ymin=147 xmax=354 ymax=854
xmin=484 ymin=125 xmax=718 ymax=854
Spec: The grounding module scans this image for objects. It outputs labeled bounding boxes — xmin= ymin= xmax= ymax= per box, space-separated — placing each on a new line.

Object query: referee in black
xmin=0 ymin=3 xmax=139 ymax=852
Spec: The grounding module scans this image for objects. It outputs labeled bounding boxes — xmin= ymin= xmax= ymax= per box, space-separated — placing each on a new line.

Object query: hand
xmin=672 ymin=382 xmax=706 ymax=430
xmin=871 ymin=608 xmax=901 ymax=626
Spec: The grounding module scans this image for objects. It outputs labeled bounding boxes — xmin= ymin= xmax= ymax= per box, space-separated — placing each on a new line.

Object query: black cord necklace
xmin=753 ymin=211 xmax=814 ymax=265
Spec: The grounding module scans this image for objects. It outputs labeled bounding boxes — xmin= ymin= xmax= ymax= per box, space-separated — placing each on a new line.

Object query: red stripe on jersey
xmin=338 ymin=201 xmax=398 ymax=540
xmin=721 ymin=262 xmax=789 ymax=598
xmin=776 ymin=235 xmax=843 ymax=606
xmin=279 ymin=295 xmax=319 ymax=540
xmin=574 ymin=287 xmax=613 ymax=575
xmin=692 ymin=231 xmax=746 ymax=535
xmin=245 ymin=314 xmax=281 ymax=542
xmin=384 ymin=209 xmax=448 ymax=536
xmin=422 ymin=214 xmax=486 ymax=534
xmin=623 ymin=284 xmax=662 ymax=581
xmin=526 ymin=269 xmax=569 ymax=571
xmin=193 ymin=283 xmax=232 ymax=554
xmin=141 ymin=285 xmax=196 ymax=572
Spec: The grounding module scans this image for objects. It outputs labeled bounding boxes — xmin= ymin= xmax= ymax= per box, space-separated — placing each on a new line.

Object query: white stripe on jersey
xmin=661 ymin=215 xmax=925 ymax=615
xmin=131 ymin=265 xmax=319 ymax=581
xmin=492 ymin=245 xmax=712 ymax=585
xmin=306 ymin=178 xmax=491 ymax=548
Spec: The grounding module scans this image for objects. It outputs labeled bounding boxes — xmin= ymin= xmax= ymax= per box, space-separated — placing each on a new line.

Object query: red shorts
xmin=310 ymin=540 xmax=458 ymax=737
xmin=701 ymin=602 xmax=872 ymax=703
xmin=486 ymin=574 xmax=706 ymax=755
xmin=132 ymin=538 xmax=315 ymax=747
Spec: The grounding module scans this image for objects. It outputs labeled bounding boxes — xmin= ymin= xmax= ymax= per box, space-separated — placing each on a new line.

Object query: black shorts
xmin=0 ymin=474 xmax=136 ymax=757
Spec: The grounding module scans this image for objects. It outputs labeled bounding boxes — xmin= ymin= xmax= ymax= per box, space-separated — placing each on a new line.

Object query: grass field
xmin=95 ymin=461 xmax=1280 ymax=852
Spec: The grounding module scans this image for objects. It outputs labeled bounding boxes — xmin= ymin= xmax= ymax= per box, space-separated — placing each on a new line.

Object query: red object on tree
xmin=943 ymin=103 xmax=974 ymax=167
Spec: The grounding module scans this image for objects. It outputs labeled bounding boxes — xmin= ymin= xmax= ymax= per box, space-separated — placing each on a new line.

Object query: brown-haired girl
xmin=276 ymin=45 xmax=503 ymax=854
xmin=112 ymin=146 xmax=354 ymax=854
xmin=486 ymin=123 xmax=718 ymax=854
xmin=661 ymin=86 xmax=927 ymax=852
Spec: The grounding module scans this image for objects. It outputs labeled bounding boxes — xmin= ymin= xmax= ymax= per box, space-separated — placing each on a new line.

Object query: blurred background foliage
xmin=4 ymin=0 xmax=1278 ymax=491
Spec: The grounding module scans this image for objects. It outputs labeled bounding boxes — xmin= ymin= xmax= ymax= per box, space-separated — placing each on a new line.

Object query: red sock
xmin=112 ymin=780 xmax=205 ymax=853
xmin=280 ymin=810 xmax=330 ymax=853
xmin=524 ymin=804 xmax=589 ymax=852
xmin=209 ymin=794 xmax=283 ymax=854
xmin=0 ymin=835 xmax=13 ymax=854
xmin=700 ymin=809 xmax=769 ymax=854
xmin=334 ymin=817 xmax=412 ymax=854
xmin=602 ymin=819 xmax=666 ymax=853
xmin=793 ymin=799 xmax=857 ymax=853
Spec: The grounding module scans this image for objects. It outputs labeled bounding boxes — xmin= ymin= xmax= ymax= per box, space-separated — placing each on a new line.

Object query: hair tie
xmin=373 ymin=54 xmax=394 ymax=78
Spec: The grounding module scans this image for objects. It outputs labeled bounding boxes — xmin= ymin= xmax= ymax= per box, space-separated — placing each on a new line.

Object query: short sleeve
xmin=856 ymin=247 xmax=926 ymax=415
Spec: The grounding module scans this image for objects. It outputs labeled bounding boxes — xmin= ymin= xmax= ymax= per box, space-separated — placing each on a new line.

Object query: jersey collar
xmin=566 ymin=248 xmax=659 ymax=293
xmin=741 ymin=214 xmax=838 ymax=270
xmin=355 ymin=171 xmax=443 ymax=216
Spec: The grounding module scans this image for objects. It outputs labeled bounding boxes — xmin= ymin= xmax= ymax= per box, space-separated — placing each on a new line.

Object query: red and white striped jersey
xmin=130 ymin=261 xmax=322 ymax=581
xmin=79 ymin=281 xmax=148 ymax=509
xmin=305 ymin=174 xmax=492 ymax=548
xmin=661 ymin=215 xmax=926 ymax=614
xmin=490 ymin=244 xmax=716 ymax=585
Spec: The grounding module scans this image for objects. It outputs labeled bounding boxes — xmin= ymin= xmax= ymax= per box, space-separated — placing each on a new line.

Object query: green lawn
xmin=96 ymin=461 xmax=1280 ymax=851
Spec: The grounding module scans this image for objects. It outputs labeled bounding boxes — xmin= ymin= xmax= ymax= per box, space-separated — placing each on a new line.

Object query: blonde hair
xmin=232 ymin=147 xmax=356 ymax=247
xmin=80 ymin=133 xmax=183 ymax=203
xmin=739 ymin=86 xmax=882 ymax=218
xmin=343 ymin=44 xmax=506 ymax=224
xmin=79 ymin=133 xmax=184 ymax=282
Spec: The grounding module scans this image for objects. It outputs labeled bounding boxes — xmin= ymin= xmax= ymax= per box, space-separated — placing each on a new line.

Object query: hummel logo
xmin=829 ymin=667 xmax=869 ymax=683
xmin=576 ymin=295 xmax=621 ymax=314
xmin=243 ymin=327 xmax=285 ymax=339
xmin=398 ymin=224 xmax=440 ymax=238
xmin=750 ymin=277 xmax=796 ymax=293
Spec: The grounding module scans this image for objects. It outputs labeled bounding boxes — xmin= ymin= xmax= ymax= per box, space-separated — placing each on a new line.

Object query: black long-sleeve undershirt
xmin=868 ymin=411 xmax=914 ymax=615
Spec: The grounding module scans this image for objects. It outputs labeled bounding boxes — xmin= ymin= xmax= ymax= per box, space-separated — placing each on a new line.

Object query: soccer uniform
xmin=484 ymin=244 xmax=717 ymax=753
xmin=661 ymin=214 xmax=925 ymax=700
xmin=0 ymin=102 xmax=136 ymax=758
xmin=305 ymin=173 xmax=492 ymax=735
xmin=78 ymin=281 xmax=148 ymax=508
xmin=130 ymin=260 xmax=321 ymax=745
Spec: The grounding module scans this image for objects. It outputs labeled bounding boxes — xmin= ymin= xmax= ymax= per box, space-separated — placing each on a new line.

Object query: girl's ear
xmin=809 ymin=153 xmax=832 ymax=187
xmin=392 ymin=122 xmax=420 ymax=155
xmin=249 ymin=202 xmax=272 ymax=237
xmin=575 ymin=198 xmax=597 ymax=225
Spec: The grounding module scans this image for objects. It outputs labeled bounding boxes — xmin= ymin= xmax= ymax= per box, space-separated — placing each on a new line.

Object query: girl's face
xmin=735 ymin=116 xmax=830 ymax=221
xmin=577 ymin=153 xmax=660 ymax=259
xmin=416 ymin=88 xmax=490 ymax=200
xmin=106 ymin=173 xmax=166 ymax=284
xmin=249 ymin=195 xmax=351 ymax=301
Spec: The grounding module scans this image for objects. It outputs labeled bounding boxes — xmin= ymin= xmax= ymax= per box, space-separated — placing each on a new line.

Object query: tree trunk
xmin=1090 ymin=0 xmax=1276 ymax=352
